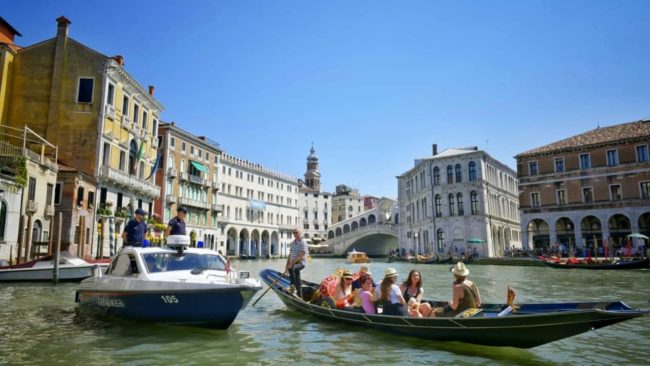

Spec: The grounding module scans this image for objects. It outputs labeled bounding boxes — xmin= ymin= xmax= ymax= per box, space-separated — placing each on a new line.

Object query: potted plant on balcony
xmin=114 ymin=208 xmax=129 ymax=223
xmin=97 ymin=207 xmax=113 ymax=218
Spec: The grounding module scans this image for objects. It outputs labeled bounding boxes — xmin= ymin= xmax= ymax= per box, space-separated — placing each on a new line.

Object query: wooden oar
xmin=252 ymin=257 xmax=302 ymax=307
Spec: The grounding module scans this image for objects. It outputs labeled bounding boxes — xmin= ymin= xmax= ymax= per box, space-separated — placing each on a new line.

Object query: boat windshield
xmin=142 ymin=252 xmax=227 ymax=273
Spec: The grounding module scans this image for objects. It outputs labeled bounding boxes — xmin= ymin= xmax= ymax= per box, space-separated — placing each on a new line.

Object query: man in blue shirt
xmin=165 ymin=206 xmax=187 ymax=236
xmin=122 ymin=208 xmax=148 ymax=247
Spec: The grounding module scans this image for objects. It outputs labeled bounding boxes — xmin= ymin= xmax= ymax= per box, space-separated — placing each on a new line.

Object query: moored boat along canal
xmin=1 ymin=258 xmax=649 ymax=365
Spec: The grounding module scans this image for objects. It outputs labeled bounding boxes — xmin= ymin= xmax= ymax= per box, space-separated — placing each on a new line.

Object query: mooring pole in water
xmin=53 ymin=212 xmax=62 ymax=284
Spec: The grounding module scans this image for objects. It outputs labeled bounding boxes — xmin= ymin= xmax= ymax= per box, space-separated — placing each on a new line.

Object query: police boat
xmin=75 ymin=235 xmax=261 ymax=328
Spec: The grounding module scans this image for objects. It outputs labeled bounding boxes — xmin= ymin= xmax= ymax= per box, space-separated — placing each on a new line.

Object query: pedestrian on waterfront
xmin=165 ymin=206 xmax=187 ymax=236
xmin=447 ymin=262 xmax=481 ymax=316
xmin=378 ymin=268 xmax=407 ymax=316
xmin=285 ymin=228 xmax=309 ymax=298
xmin=400 ymin=270 xmax=433 ymax=317
xmin=122 ymin=208 xmax=148 ymax=247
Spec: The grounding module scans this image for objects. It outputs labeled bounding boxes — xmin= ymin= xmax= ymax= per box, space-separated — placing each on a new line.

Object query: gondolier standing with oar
xmin=286 ymin=228 xmax=309 ymax=298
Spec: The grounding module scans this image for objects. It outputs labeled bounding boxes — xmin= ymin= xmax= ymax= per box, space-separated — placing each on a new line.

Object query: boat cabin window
xmin=142 ymin=253 xmax=227 ymax=273
xmin=107 ymin=254 xmax=140 ymax=276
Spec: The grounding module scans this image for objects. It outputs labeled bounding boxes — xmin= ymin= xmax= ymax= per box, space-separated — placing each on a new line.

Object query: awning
xmin=467 ymin=238 xmax=485 ymax=244
xmin=190 ymin=160 xmax=209 ymax=173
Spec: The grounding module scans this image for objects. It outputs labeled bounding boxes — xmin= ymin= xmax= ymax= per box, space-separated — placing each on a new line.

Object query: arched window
xmin=435 ymin=195 xmax=442 ymax=217
xmin=455 ymin=164 xmax=462 ymax=183
xmin=468 ymin=161 xmax=477 ymax=181
xmin=436 ymin=229 xmax=445 ymax=251
xmin=447 ymin=165 xmax=453 ymax=184
xmin=457 ymin=193 xmax=464 ymax=216
xmin=448 ymin=193 xmax=456 ymax=216
xmin=433 ymin=167 xmax=440 ymax=185
xmin=471 ymin=191 xmax=479 ymax=215
xmin=0 ymin=201 xmax=6 ymax=240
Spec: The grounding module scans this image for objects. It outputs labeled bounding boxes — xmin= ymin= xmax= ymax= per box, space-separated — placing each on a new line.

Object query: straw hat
xmin=451 ymin=262 xmax=470 ymax=277
xmin=359 ymin=266 xmax=371 ymax=275
xmin=384 ymin=268 xmax=398 ymax=278
xmin=342 ymin=269 xmax=354 ymax=279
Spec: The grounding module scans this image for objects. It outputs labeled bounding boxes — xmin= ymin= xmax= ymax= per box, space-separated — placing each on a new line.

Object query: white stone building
xmin=397 ymin=145 xmax=521 ymax=258
xmin=298 ymin=146 xmax=331 ymax=242
xmin=216 ymin=153 xmax=301 ymax=258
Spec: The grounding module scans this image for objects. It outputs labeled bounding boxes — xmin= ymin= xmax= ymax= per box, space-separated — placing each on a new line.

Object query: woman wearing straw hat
xmin=334 ymin=269 xmax=355 ymax=308
xmin=377 ymin=268 xmax=407 ymax=316
xmin=448 ymin=262 xmax=481 ymax=316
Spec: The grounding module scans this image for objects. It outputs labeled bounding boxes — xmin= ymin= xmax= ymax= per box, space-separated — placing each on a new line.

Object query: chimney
xmin=148 ymin=85 xmax=155 ymax=96
xmin=113 ymin=55 xmax=124 ymax=65
xmin=432 ymin=144 xmax=438 ymax=156
xmin=56 ymin=16 xmax=71 ymax=38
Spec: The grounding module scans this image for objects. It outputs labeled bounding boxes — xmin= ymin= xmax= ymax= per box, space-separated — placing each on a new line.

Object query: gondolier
xmin=122 ymin=208 xmax=148 ymax=247
xmin=165 ymin=206 xmax=187 ymax=236
xmin=286 ymin=228 xmax=309 ymax=298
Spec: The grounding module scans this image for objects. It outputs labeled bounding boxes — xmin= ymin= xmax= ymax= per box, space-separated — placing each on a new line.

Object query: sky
xmin=4 ymin=1 xmax=650 ymax=198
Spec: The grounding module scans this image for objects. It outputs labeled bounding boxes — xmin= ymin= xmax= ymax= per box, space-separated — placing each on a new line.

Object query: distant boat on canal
xmin=347 ymin=250 xmax=370 ymax=264
xmin=538 ymin=256 xmax=649 ymax=270
xmin=76 ymin=235 xmax=262 ymax=328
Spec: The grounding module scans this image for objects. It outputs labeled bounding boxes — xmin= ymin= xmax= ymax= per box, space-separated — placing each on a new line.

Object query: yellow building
xmin=2 ymin=17 xmax=163 ymax=257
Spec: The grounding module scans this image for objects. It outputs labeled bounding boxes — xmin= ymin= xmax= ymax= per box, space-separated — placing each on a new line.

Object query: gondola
xmin=538 ymin=256 xmax=649 ymax=270
xmin=259 ymin=268 xmax=649 ymax=348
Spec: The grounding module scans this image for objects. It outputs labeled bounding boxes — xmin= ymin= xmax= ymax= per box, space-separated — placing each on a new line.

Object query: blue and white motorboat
xmin=75 ymin=236 xmax=261 ymax=329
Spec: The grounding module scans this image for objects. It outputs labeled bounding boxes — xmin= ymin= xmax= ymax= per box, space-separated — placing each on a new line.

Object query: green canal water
xmin=1 ymin=258 xmax=649 ymax=365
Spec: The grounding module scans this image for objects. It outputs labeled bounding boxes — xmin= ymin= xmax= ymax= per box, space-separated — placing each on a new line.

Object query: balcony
xmin=166 ymin=194 xmax=177 ymax=203
xmin=203 ymin=179 xmax=211 ymax=187
xmin=121 ymin=115 xmax=131 ymax=128
xmin=99 ymin=165 xmax=161 ymax=198
xmin=211 ymin=181 xmax=219 ymax=191
xmin=45 ymin=205 xmax=54 ymax=217
xmin=180 ymin=172 xmax=189 ymax=181
xmin=211 ymin=204 xmax=224 ymax=213
xmin=167 ymin=167 xmax=177 ymax=178
xmin=179 ymin=196 xmax=210 ymax=210
xmin=26 ymin=200 xmax=38 ymax=214
xmin=105 ymin=104 xmax=116 ymax=120
xmin=188 ymin=174 xmax=203 ymax=185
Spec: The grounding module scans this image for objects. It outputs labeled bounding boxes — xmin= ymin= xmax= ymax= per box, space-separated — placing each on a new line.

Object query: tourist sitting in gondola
xmin=400 ymin=270 xmax=433 ymax=317
xmin=334 ymin=269 xmax=355 ymax=308
xmin=359 ymin=275 xmax=376 ymax=314
xmin=375 ymin=268 xmax=407 ymax=316
xmin=446 ymin=262 xmax=481 ymax=316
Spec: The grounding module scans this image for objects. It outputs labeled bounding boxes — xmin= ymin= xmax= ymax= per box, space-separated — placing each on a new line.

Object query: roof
xmin=0 ymin=17 xmax=22 ymax=37
xmin=516 ymin=119 xmax=650 ymax=158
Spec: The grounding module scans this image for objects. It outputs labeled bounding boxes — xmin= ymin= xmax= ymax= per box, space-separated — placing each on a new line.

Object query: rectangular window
xmin=28 ymin=177 xmax=36 ymax=201
xmin=531 ymin=192 xmax=540 ymax=208
xmin=119 ymin=151 xmax=126 ymax=171
xmin=181 ymin=142 xmax=186 ymax=152
xmin=107 ymin=83 xmax=115 ymax=105
xmin=142 ymin=111 xmax=148 ymax=130
xmin=191 ymin=146 xmax=194 ymax=155
xmin=117 ymin=192 xmax=123 ymax=210
xmin=582 ymin=187 xmax=593 ymax=203
xmin=133 ymin=104 xmax=140 ymax=123
xmin=637 ymin=145 xmax=649 ymax=162
xmin=87 ymin=191 xmax=95 ymax=208
xmin=554 ymin=158 xmax=565 ymax=173
xmin=77 ymin=187 xmax=85 ymax=207
xmin=641 ymin=182 xmax=650 ymax=199
xmin=170 ymin=137 xmax=175 ymax=147
xmin=579 ymin=153 xmax=591 ymax=170
xmin=46 ymin=184 xmax=54 ymax=206
xmin=102 ymin=143 xmax=110 ymax=166
xmin=610 ymin=185 xmax=622 ymax=201
xmin=122 ymin=96 xmax=129 ymax=117
xmin=556 ymin=190 xmax=566 ymax=205
xmin=606 ymin=149 xmax=618 ymax=166
xmin=528 ymin=161 xmax=538 ymax=176
xmin=54 ymin=183 xmax=62 ymax=205
xmin=77 ymin=78 xmax=93 ymax=103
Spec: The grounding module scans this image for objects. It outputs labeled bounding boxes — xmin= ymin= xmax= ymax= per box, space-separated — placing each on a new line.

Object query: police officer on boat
xmin=122 ymin=208 xmax=148 ymax=247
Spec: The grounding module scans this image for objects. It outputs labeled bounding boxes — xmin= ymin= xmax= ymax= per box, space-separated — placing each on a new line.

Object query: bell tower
xmin=304 ymin=144 xmax=321 ymax=191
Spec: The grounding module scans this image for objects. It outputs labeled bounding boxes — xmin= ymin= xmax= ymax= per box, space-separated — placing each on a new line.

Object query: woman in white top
xmin=334 ymin=269 xmax=354 ymax=308
xmin=378 ymin=268 xmax=407 ymax=316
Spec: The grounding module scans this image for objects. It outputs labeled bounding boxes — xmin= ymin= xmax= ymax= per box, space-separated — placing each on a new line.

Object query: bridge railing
xmin=326 ymin=223 xmax=397 ymax=243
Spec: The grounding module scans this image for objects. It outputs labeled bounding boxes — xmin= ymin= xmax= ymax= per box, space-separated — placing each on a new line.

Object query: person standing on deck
xmin=121 ymin=208 xmax=148 ymax=247
xmin=165 ymin=206 xmax=187 ymax=236
xmin=286 ymin=229 xmax=309 ymax=298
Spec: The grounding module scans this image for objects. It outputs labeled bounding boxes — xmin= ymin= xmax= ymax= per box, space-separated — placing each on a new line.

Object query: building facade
xmin=298 ymin=146 xmax=331 ymax=242
xmin=516 ymin=120 xmax=650 ymax=254
xmin=156 ymin=122 xmax=222 ymax=249
xmin=331 ymin=184 xmax=364 ymax=224
xmin=397 ymin=145 xmax=520 ymax=258
xmin=1 ymin=17 xmax=163 ymax=258
xmin=216 ymin=153 xmax=301 ymax=258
